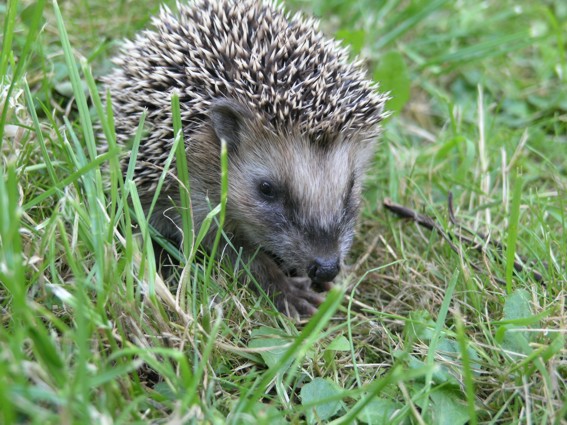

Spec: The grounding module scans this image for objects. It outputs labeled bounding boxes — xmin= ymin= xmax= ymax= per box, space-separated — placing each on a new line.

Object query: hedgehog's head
xmin=210 ymin=99 xmax=379 ymax=284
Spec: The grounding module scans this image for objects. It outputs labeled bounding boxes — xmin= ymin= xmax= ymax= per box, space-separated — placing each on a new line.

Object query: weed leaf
xmin=300 ymin=378 xmax=342 ymax=423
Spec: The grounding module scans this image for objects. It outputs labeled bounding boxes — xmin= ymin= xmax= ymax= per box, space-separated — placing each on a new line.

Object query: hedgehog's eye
xmin=258 ymin=181 xmax=276 ymax=200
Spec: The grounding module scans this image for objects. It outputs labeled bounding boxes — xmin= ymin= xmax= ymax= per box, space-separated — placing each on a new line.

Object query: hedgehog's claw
xmin=275 ymin=276 xmax=326 ymax=319
xmin=312 ymin=280 xmax=334 ymax=292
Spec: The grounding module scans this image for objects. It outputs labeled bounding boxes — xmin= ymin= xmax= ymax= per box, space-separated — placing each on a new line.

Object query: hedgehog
xmin=103 ymin=0 xmax=387 ymax=318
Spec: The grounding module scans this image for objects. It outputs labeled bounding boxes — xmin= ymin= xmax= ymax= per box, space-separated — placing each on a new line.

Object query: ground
xmin=1 ymin=0 xmax=566 ymax=424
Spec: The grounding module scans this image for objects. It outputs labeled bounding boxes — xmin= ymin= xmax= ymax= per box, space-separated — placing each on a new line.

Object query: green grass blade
xmin=505 ymin=174 xmax=523 ymax=292
xmin=23 ymin=80 xmax=57 ymax=185
xmin=205 ymin=139 xmax=228 ymax=279
xmin=1 ymin=0 xmax=45 ymax=144
xmin=22 ymin=148 xmax=118 ymax=211
xmin=456 ymin=315 xmax=478 ymax=425
xmin=52 ymin=0 xmax=97 ymax=160
xmin=172 ymin=93 xmax=194 ymax=257
xmin=375 ymin=0 xmax=449 ymax=50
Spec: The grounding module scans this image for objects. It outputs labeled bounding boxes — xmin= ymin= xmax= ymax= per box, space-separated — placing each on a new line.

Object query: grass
xmin=1 ymin=0 xmax=566 ymax=423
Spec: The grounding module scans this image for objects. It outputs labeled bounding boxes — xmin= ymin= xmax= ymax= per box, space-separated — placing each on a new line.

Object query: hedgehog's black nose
xmin=308 ymin=257 xmax=340 ymax=283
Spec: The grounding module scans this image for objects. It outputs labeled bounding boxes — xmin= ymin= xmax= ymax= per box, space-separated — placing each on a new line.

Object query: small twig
xmin=383 ymin=196 xmax=545 ymax=284
xmin=383 ymin=197 xmax=491 ymax=279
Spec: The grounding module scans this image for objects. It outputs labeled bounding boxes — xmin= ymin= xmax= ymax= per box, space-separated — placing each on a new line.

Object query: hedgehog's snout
xmin=307 ymin=256 xmax=341 ymax=283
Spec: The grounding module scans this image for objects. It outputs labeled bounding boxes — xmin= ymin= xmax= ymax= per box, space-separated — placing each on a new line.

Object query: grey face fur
xmin=211 ymin=100 xmax=376 ymax=284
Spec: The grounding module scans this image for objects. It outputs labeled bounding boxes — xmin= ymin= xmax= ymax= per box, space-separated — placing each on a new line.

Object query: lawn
xmin=1 ymin=0 xmax=566 ymax=423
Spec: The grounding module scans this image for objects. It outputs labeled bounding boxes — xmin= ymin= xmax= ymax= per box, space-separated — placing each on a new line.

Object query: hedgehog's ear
xmin=210 ymin=99 xmax=253 ymax=152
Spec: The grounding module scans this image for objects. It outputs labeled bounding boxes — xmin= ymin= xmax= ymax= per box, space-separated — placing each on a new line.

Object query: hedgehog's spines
xmin=104 ymin=0 xmax=387 ymax=188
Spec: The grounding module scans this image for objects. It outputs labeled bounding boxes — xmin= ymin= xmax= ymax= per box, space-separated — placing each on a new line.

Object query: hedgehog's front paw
xmin=311 ymin=279 xmax=335 ymax=293
xmin=275 ymin=277 xmax=326 ymax=319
